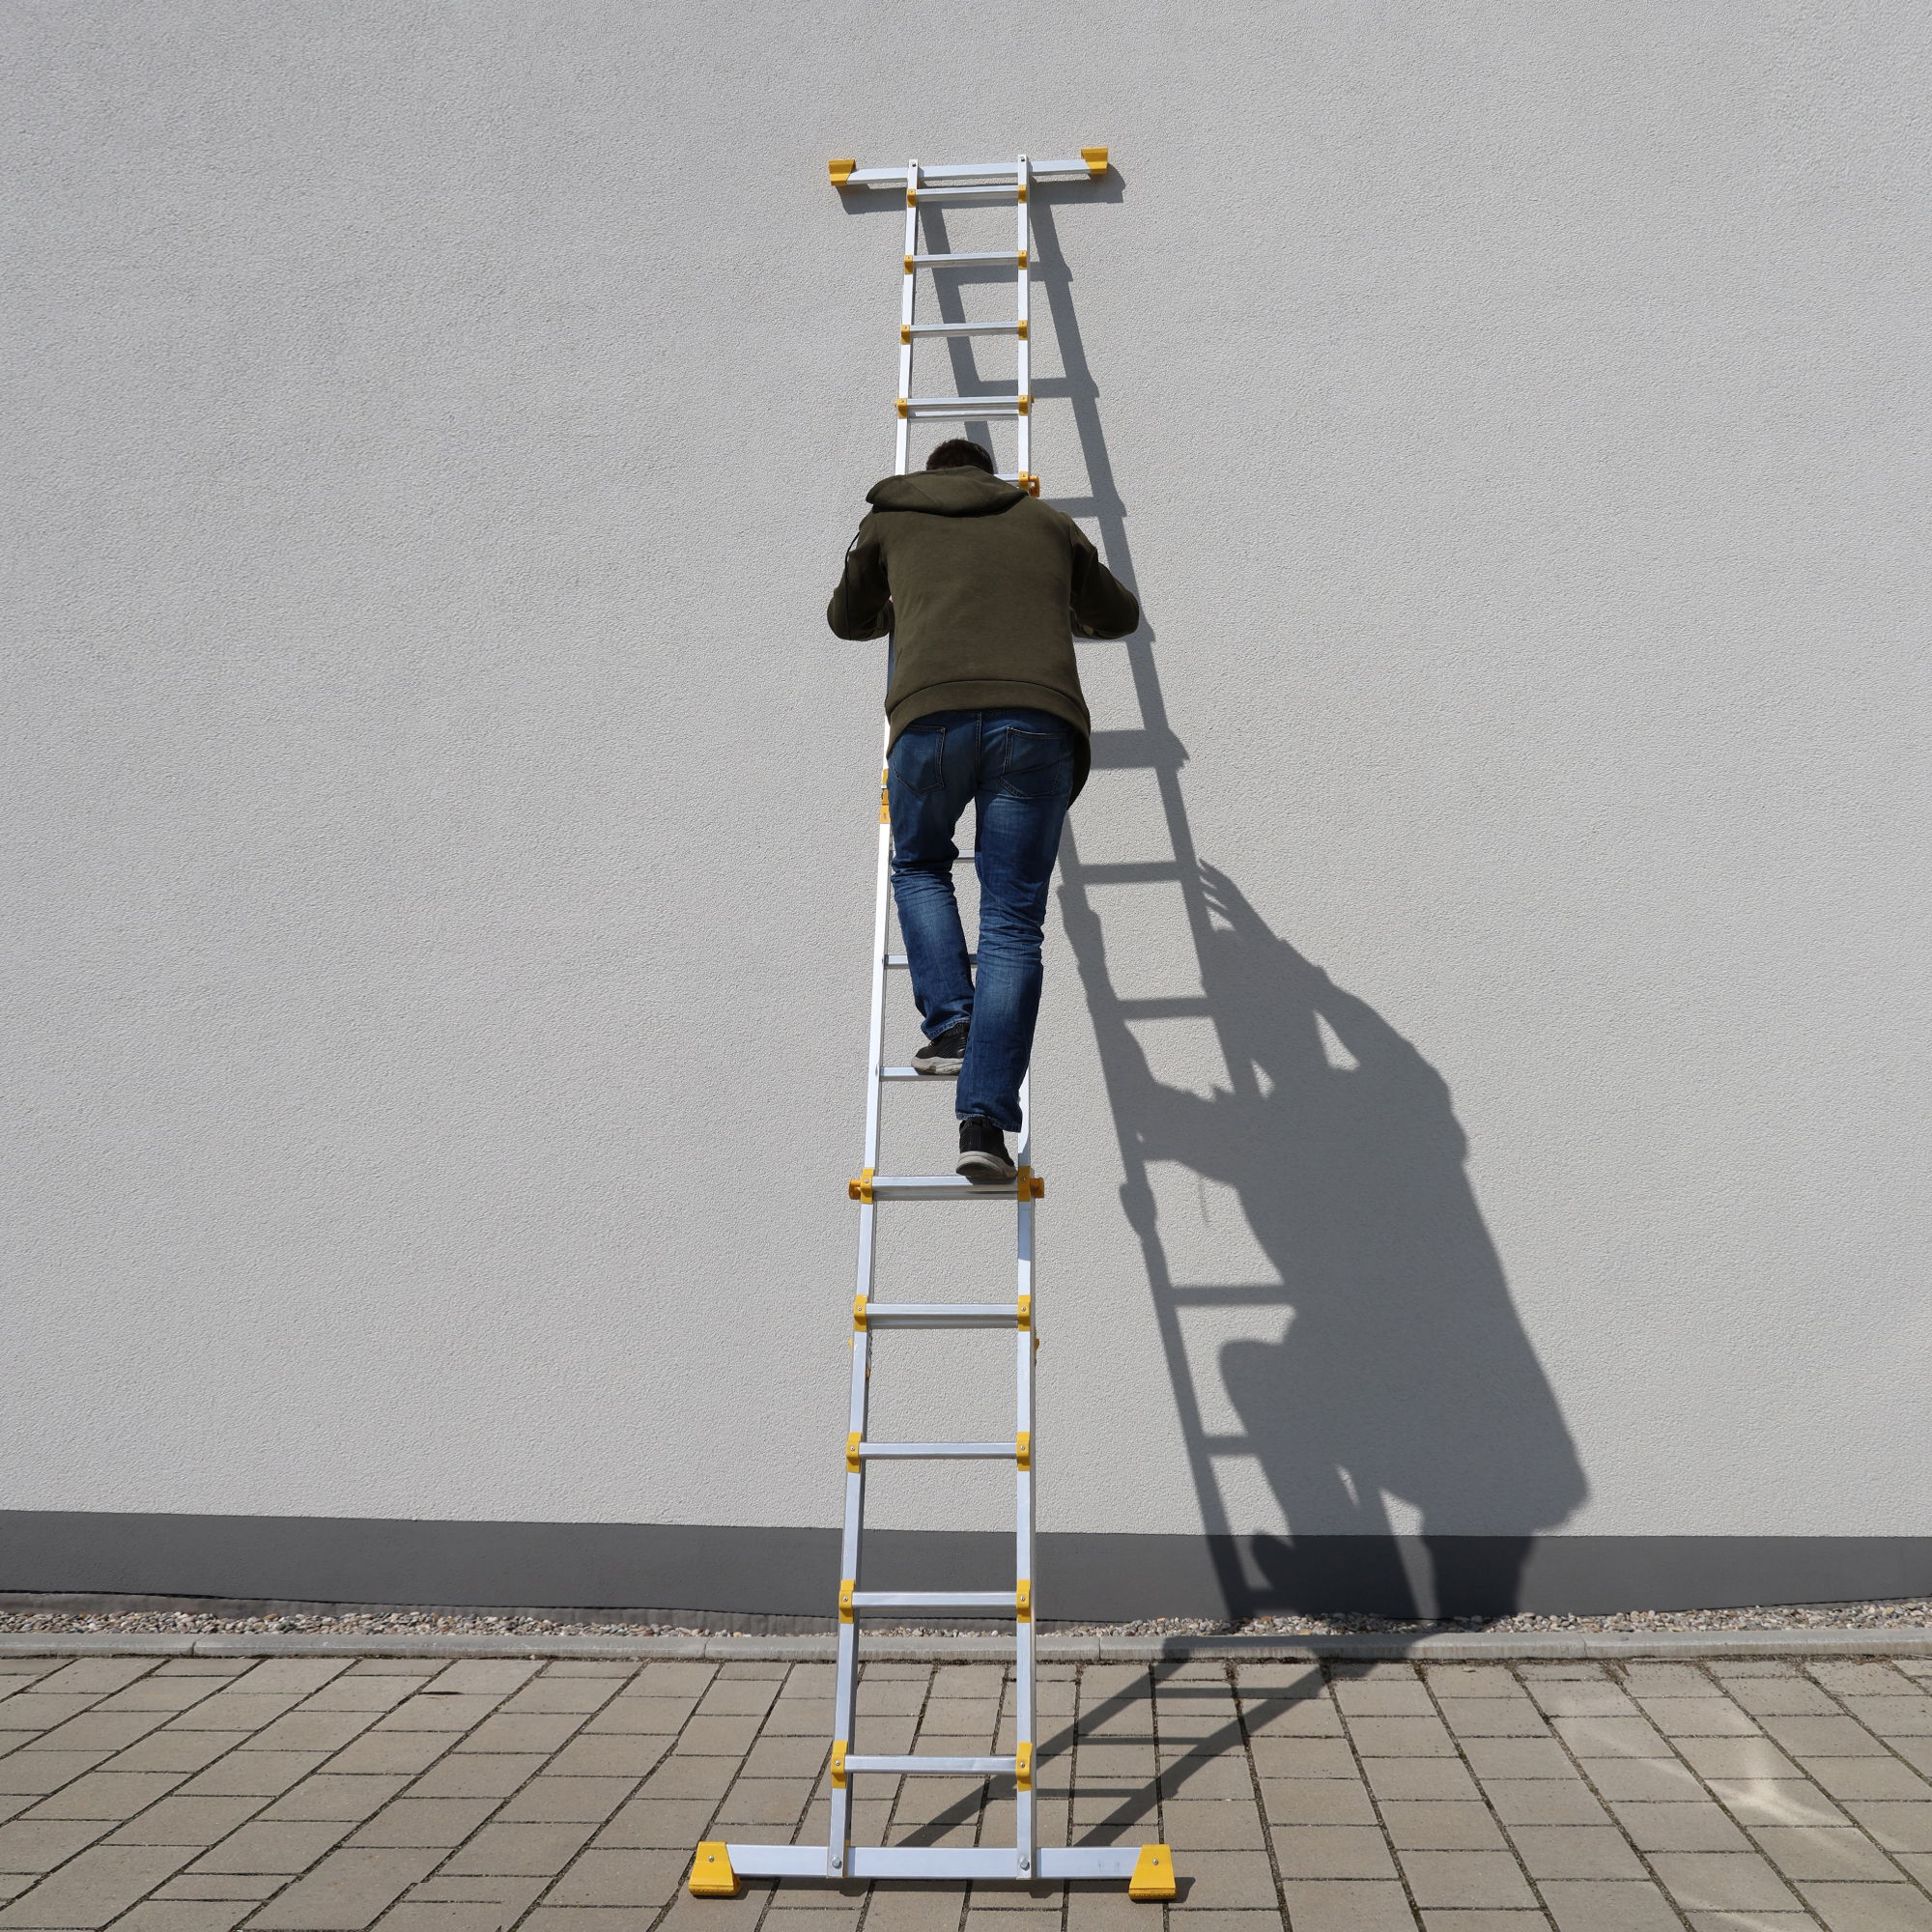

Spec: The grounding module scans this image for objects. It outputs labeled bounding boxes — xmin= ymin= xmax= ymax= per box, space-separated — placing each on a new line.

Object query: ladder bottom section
xmin=722 ymin=1843 xmax=1156 ymax=1883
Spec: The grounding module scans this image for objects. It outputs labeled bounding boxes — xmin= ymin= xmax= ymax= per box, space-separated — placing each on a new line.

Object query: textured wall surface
xmin=6 ymin=2 xmax=1929 ymax=1609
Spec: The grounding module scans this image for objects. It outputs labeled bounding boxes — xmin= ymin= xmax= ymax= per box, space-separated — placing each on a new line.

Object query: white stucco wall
xmin=7 ymin=2 xmax=1929 ymax=1564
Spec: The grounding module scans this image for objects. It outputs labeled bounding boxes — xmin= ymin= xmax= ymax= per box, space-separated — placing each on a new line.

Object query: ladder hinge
xmin=845 ymin=1434 xmax=862 ymax=1474
xmin=1016 ymin=1577 xmax=1033 ymax=1622
xmin=848 ymin=1168 xmax=875 ymax=1203
xmin=1015 ymin=1740 xmax=1033 ymax=1788
xmin=831 ymin=1740 xmax=848 ymax=1786
xmin=1016 ymin=1433 xmax=1032 ymax=1472
xmin=838 ymin=1578 xmax=855 ymax=1623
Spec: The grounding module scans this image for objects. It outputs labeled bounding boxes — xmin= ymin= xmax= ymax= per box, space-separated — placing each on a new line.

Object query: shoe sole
xmin=957 ymin=1151 xmax=1017 ymax=1186
xmin=914 ymin=1060 xmax=964 ymax=1076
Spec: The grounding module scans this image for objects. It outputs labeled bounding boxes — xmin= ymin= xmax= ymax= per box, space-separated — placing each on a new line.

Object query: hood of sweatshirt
xmin=866 ymin=469 xmax=1028 ymax=517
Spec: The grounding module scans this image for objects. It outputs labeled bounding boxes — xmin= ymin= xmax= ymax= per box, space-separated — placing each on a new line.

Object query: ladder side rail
xmin=1012 ymin=1065 xmax=1037 ymax=1872
xmin=831 ymin=727 xmax=894 ymax=1879
xmin=895 ymin=162 xmax=918 ymax=475
xmin=1015 ymin=157 xmax=1032 ymax=486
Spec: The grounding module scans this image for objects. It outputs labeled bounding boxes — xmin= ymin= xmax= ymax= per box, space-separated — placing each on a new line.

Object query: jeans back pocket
xmin=890 ymin=724 xmax=949 ymax=794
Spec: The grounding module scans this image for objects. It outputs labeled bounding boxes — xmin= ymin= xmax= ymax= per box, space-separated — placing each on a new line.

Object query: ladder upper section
xmin=830 ymin=150 xmax=1108 ymax=190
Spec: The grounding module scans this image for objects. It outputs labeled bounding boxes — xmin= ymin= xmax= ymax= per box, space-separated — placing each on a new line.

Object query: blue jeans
xmin=888 ymin=708 xmax=1076 ymax=1134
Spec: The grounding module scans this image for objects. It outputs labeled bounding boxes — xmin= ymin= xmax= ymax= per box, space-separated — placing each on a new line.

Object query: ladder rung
xmin=847 ymin=1590 xmax=1018 ymax=1609
xmin=901 ymin=398 xmax=1025 ymax=419
xmin=862 ymin=1303 xmax=1023 ymax=1328
xmin=906 ymin=322 xmax=1022 ymax=337
xmin=879 ymin=1066 xmax=956 ymax=1080
xmin=859 ymin=1441 xmax=1015 ymax=1461
xmin=860 ymin=1177 xmax=1025 ymax=1199
xmin=910 ymin=185 xmax=1022 ymax=204
xmin=906 ymin=250 xmax=1025 ymax=268
xmin=844 ymin=1753 xmax=1015 ymax=1776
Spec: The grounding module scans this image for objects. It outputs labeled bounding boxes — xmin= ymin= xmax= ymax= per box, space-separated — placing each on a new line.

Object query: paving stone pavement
xmin=0 ymin=1652 xmax=1930 ymax=1930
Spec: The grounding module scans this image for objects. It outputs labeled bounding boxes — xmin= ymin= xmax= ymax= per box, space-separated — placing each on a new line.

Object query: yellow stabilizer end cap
xmin=1128 ymin=1844 xmax=1175 ymax=1901
xmin=829 ymin=159 xmax=856 ymax=186
xmin=690 ymin=1842 xmax=740 ymax=1897
xmin=1081 ymin=146 xmax=1109 ymax=178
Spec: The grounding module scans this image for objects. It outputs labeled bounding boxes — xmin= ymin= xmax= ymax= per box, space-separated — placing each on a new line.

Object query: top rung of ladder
xmin=830 ymin=151 xmax=1108 ymax=191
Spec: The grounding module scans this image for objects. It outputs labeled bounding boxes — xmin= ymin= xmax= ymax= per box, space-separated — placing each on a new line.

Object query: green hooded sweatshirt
xmin=826 ymin=468 xmax=1140 ymax=799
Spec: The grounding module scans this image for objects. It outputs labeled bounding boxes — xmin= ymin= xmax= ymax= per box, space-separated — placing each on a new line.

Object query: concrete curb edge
xmin=2 ymin=1628 xmax=1931 ymax=1662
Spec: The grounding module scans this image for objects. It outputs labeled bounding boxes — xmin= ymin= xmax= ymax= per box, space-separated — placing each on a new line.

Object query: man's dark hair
xmin=924 ymin=439 xmax=997 ymax=475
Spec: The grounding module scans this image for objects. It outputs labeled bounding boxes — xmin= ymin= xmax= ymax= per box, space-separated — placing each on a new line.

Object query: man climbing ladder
xmin=828 ymin=438 xmax=1139 ymax=1181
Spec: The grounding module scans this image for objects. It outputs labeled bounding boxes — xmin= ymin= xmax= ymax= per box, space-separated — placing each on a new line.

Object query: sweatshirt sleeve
xmin=1067 ymin=524 xmax=1141 ymax=639
xmin=826 ymin=517 xmax=893 ymax=639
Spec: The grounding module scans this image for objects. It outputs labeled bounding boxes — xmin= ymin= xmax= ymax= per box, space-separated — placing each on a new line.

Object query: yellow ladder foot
xmin=1128 ymin=1844 xmax=1176 ymax=1901
xmin=689 ymin=1841 xmax=741 ymax=1897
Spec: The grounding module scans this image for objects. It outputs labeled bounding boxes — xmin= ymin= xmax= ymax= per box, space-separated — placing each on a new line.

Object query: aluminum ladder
xmin=690 ymin=149 xmax=1172 ymax=1902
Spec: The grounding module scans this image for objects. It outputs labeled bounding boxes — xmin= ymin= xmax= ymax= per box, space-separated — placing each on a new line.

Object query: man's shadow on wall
xmin=1062 ymin=859 xmax=1589 ymax=1620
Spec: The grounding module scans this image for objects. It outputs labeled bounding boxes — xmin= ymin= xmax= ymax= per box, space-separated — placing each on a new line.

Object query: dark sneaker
xmin=957 ymin=1115 xmax=1016 ymax=1185
xmin=914 ymin=1023 xmax=969 ymax=1076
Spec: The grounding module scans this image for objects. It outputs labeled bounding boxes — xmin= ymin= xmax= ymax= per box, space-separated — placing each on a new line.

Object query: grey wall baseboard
xmin=2 ymin=1513 xmax=1927 ymax=1621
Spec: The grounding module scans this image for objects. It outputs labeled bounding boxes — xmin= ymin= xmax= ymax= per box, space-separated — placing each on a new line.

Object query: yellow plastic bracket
xmin=829 ymin=159 xmax=857 ymax=187
xmin=838 ymin=1578 xmax=855 ymax=1622
xmin=1016 ymin=394 xmax=1031 ymax=415
xmin=845 ymin=1433 xmax=862 ymax=1473
xmin=848 ymin=1168 xmax=875 ymax=1203
xmin=903 ymin=253 xmax=915 ymax=273
xmin=1015 ymin=1166 xmax=1046 ymax=1200
xmin=1015 ymin=1740 xmax=1034 ymax=1788
xmin=1016 ymin=1293 xmax=1031 ymax=1330
xmin=895 ymin=397 xmax=909 ymax=418
xmin=1016 ymin=319 xmax=1029 ymax=339
xmin=1015 ymin=1576 xmax=1033 ymax=1621
xmin=899 ymin=323 xmax=911 ymax=344
xmin=1017 ymin=184 xmax=1029 ymax=202
xmin=906 ymin=187 xmax=918 ymax=206
xmin=853 ymin=1295 xmax=868 ymax=1332
xmin=1016 ymin=472 xmax=1039 ymax=497
xmin=1081 ymin=146 xmax=1110 ymax=179
xmin=1016 ymin=1433 xmax=1032 ymax=1472
xmin=690 ymin=1841 xmax=740 ymax=1897
xmin=1016 ymin=248 xmax=1029 ymax=269
xmin=831 ymin=1740 xmax=848 ymax=1786
xmin=1128 ymin=1844 xmax=1176 ymax=1901
xmin=879 ymin=770 xmax=890 ymax=822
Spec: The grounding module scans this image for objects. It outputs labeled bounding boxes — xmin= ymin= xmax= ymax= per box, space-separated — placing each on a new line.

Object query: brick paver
xmin=0 ymin=1654 xmax=1926 ymax=1926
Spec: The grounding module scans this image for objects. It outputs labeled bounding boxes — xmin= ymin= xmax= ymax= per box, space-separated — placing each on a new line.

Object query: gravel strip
xmin=4 ymin=1597 xmax=1932 ymax=1637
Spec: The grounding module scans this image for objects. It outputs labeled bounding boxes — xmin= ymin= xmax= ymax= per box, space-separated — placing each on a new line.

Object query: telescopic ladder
xmin=689 ymin=151 xmax=1172 ymax=1903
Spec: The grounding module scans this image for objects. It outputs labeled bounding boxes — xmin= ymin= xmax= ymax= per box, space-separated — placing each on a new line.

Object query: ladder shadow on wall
xmin=1027 ymin=196 xmax=1590 ymax=1626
